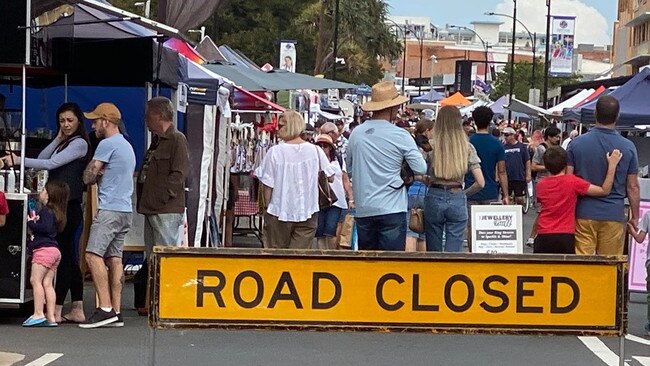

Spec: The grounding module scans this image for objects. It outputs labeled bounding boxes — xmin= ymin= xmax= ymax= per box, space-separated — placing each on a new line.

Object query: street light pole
xmin=449 ymin=25 xmax=490 ymax=82
xmin=508 ymin=0 xmax=517 ymax=122
xmin=485 ymin=12 xmax=536 ymax=93
xmin=386 ymin=19 xmax=407 ymax=95
xmin=332 ymin=0 xmax=340 ymax=81
xmin=543 ymin=0 xmax=552 ymax=109
xmin=418 ymin=35 xmax=423 ymax=96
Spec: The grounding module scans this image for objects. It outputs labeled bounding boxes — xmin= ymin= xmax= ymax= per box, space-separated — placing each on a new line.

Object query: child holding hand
xmin=628 ymin=210 xmax=650 ymax=336
xmin=22 ymin=180 xmax=69 ymax=327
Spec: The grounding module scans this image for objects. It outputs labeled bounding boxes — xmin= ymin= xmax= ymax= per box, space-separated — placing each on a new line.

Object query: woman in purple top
xmin=2 ymin=103 xmax=90 ymax=323
xmin=23 ymin=180 xmax=69 ymax=327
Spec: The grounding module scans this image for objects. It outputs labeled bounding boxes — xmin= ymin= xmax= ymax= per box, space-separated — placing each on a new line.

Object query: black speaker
xmin=455 ymin=60 xmax=473 ymax=95
xmin=0 ymin=1 xmax=28 ymax=64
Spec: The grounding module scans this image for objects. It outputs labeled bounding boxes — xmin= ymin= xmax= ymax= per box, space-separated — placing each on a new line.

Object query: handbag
xmin=316 ymin=146 xmax=338 ymax=210
xmin=409 ymin=208 xmax=425 ymax=234
xmin=408 ymin=183 xmax=426 ymax=234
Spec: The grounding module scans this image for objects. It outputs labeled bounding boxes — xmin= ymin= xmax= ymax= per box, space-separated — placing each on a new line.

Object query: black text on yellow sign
xmin=158 ymin=256 xmax=619 ymax=328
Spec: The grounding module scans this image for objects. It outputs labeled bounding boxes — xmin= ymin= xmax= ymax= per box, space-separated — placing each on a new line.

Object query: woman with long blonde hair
xmin=425 ymin=106 xmax=485 ymax=252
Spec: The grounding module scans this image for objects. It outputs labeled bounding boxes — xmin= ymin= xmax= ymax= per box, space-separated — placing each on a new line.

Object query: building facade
xmin=613 ymin=0 xmax=650 ymax=76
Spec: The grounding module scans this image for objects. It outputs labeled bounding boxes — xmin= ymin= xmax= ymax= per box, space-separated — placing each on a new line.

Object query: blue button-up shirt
xmin=346 ymin=120 xmax=427 ymax=218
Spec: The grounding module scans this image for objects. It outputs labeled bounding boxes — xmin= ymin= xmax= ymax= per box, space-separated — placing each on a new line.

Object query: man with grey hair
xmin=134 ymin=96 xmax=189 ymax=315
xmin=561 ymin=129 xmax=579 ymax=150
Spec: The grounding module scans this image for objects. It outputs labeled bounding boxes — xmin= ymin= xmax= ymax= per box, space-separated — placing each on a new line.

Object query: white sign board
xmin=471 ymin=205 xmax=523 ymax=254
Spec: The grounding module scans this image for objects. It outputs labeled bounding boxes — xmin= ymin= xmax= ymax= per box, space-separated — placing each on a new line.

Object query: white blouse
xmin=256 ymin=142 xmax=336 ymax=222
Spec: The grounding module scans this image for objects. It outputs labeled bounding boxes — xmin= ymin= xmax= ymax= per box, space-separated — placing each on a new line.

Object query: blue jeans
xmin=424 ymin=187 xmax=468 ymax=252
xmin=316 ymin=206 xmax=343 ymax=237
xmin=355 ymin=212 xmax=406 ymax=251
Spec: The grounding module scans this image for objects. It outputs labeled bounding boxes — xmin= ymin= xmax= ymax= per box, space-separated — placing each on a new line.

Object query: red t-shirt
xmin=536 ymin=174 xmax=590 ymax=234
xmin=0 ymin=192 xmax=8 ymax=216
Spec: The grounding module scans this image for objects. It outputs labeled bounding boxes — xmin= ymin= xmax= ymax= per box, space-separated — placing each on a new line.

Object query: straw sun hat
xmin=361 ymin=81 xmax=409 ymax=112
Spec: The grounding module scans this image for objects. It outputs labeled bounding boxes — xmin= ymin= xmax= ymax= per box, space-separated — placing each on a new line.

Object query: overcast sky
xmin=386 ymin=0 xmax=617 ymax=46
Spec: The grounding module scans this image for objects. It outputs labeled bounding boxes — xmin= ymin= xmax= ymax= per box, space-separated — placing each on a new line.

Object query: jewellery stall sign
xmin=149 ymin=248 xmax=626 ymax=336
xmin=471 ymin=205 xmax=523 ymax=254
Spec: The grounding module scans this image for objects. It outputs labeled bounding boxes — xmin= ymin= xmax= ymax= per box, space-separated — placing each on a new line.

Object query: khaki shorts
xmin=574 ymin=219 xmax=625 ymax=255
xmin=263 ymin=212 xmax=318 ymax=249
xmin=86 ymin=210 xmax=133 ymax=259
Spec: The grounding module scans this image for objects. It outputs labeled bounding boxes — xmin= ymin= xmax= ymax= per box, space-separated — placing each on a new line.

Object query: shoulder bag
xmin=316 ymin=145 xmax=338 ymax=210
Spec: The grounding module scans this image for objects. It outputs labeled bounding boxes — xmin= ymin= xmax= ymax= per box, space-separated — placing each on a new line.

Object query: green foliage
xmin=491 ymin=59 xmax=581 ymax=103
xmin=206 ymin=0 xmax=400 ymax=84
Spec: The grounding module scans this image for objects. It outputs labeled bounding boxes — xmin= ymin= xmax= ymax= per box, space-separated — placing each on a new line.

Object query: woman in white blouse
xmin=256 ymin=111 xmax=335 ymax=248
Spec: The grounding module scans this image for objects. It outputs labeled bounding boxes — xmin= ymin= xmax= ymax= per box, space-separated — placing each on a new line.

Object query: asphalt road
xmin=1 ymin=211 xmax=649 ymax=366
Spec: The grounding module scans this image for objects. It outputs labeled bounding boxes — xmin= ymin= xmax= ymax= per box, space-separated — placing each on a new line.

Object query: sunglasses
xmin=503 ymin=133 xmax=512 ymax=136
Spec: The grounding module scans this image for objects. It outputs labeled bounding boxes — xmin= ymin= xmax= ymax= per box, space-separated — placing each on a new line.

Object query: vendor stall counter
xmin=0 ymin=192 xmax=32 ymax=305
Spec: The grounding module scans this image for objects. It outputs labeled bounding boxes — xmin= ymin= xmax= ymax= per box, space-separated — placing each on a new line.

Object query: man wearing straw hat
xmin=346 ymin=81 xmax=427 ymax=251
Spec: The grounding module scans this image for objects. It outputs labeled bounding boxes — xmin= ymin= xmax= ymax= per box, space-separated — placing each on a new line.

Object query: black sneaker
xmin=106 ymin=313 xmax=124 ymax=328
xmin=78 ymin=308 xmax=118 ymax=329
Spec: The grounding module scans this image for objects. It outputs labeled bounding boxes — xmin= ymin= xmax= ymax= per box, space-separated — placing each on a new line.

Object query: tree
xmin=491 ymin=59 xmax=580 ymax=104
xmin=207 ymin=0 xmax=400 ymax=84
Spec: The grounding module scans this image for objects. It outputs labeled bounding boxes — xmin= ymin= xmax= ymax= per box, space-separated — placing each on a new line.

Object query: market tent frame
xmin=563 ymin=67 xmax=650 ymax=128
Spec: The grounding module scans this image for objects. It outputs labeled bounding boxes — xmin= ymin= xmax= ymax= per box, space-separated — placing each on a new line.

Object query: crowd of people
xmin=252 ymin=83 xmax=646 ymax=333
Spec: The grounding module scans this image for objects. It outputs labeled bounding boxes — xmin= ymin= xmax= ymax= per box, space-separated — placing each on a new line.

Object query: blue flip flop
xmin=22 ymin=316 xmax=46 ymax=327
xmin=37 ymin=321 xmax=58 ymax=327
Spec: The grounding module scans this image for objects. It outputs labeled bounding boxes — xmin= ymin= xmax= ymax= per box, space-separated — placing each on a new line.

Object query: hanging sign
xmin=279 ymin=40 xmax=297 ymax=73
xmin=549 ymin=16 xmax=576 ymax=76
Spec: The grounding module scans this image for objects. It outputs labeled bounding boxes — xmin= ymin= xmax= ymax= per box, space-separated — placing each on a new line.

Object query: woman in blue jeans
xmin=424 ymin=106 xmax=485 ymax=252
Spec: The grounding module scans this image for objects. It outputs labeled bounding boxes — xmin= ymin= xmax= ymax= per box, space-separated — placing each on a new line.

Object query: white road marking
xmin=24 ymin=353 xmax=63 ymax=366
xmin=633 ymin=356 xmax=650 ymax=366
xmin=0 ymin=352 xmax=25 ymax=366
xmin=577 ymin=336 xmax=629 ymax=366
xmin=626 ymin=334 xmax=650 ymax=346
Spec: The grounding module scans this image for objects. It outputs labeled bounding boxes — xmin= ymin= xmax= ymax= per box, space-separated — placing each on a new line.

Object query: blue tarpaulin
xmin=565 ymin=67 xmax=650 ymax=127
xmin=413 ymin=89 xmax=444 ymax=102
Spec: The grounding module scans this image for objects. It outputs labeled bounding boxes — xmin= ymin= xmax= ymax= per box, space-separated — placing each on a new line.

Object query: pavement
xmin=1 ymin=210 xmax=649 ymax=366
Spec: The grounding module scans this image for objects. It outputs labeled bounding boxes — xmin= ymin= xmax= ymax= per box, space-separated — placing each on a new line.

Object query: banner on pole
xmin=549 ymin=16 xmax=576 ymax=76
xmin=279 ymin=41 xmax=297 ymax=73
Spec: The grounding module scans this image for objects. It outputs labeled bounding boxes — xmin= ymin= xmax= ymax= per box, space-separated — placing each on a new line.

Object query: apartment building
xmin=613 ymin=0 xmax=650 ymax=76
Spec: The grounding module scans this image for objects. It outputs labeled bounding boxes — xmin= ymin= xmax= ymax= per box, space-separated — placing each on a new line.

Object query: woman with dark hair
xmin=2 ymin=102 xmax=90 ymax=323
xmin=405 ymin=118 xmax=434 ymax=252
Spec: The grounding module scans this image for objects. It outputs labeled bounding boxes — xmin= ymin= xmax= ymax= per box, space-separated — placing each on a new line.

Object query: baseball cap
xmin=84 ymin=103 xmax=121 ymax=123
xmin=421 ymin=109 xmax=435 ymax=120
xmin=503 ymin=127 xmax=516 ymax=135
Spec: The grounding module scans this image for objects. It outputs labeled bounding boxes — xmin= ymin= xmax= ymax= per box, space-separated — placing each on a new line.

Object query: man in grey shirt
xmin=346 ymin=81 xmax=427 ymax=251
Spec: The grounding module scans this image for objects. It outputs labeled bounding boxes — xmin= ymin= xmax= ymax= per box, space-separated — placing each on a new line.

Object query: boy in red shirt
xmin=533 ymin=146 xmax=621 ymax=253
xmin=0 ymin=191 xmax=8 ymax=227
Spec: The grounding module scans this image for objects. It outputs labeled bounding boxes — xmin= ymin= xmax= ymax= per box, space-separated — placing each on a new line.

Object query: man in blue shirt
xmin=346 ymin=81 xmax=427 ymax=251
xmin=465 ymin=107 xmax=509 ymax=246
xmin=503 ymin=127 xmax=531 ymax=205
xmin=80 ymin=103 xmax=136 ymax=328
xmin=567 ymin=96 xmax=640 ymax=255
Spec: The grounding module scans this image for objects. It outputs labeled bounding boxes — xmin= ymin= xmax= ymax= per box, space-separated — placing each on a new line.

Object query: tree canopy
xmin=206 ymin=0 xmax=401 ymax=84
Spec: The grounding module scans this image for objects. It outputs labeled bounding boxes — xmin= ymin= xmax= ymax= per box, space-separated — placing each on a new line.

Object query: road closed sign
xmin=149 ymin=248 xmax=626 ymax=335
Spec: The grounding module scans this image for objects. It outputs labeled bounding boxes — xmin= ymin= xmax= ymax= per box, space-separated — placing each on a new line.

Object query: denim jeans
xmin=355 ymin=212 xmax=406 ymax=251
xmin=424 ymin=187 xmax=468 ymax=252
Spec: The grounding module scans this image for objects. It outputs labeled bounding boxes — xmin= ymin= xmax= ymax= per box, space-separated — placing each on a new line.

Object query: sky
xmin=386 ymin=0 xmax=617 ymax=46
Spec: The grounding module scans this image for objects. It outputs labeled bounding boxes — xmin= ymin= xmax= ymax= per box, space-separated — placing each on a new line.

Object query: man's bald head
xmin=594 ymin=96 xmax=619 ymax=126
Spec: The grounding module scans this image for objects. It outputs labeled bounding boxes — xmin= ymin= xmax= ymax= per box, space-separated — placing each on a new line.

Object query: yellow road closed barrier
xmin=149 ymin=248 xmax=627 ymax=335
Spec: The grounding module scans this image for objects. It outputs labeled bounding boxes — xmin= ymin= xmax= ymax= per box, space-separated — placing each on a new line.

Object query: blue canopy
xmin=565 ymin=67 xmax=650 ymax=127
xmin=413 ymin=89 xmax=444 ymax=102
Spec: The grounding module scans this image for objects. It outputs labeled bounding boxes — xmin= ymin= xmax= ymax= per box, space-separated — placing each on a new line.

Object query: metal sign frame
xmin=148 ymin=247 xmax=627 ymax=337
